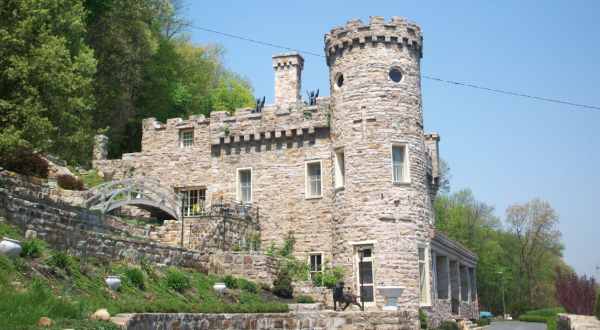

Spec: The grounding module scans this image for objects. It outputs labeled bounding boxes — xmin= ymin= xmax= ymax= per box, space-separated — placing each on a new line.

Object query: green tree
xmin=208 ymin=78 xmax=255 ymax=115
xmin=505 ymin=198 xmax=563 ymax=309
xmin=0 ymin=0 xmax=96 ymax=164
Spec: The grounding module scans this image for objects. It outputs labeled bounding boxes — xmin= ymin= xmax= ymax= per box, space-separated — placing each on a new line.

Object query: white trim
xmin=334 ymin=149 xmax=345 ymax=189
xmin=349 ymin=240 xmax=378 ymax=246
xmin=236 ymin=167 xmax=252 ymax=204
xmin=418 ymin=244 xmax=431 ymax=306
xmin=180 ymin=129 xmax=194 ymax=148
xmin=305 ymin=159 xmax=323 ymax=198
xmin=309 ymin=251 xmax=324 ymax=273
xmin=391 ymin=142 xmax=411 ymax=184
xmin=355 ymin=244 xmax=376 ymax=307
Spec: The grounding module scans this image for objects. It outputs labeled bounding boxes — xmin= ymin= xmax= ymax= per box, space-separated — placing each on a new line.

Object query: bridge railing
xmin=85 ymin=178 xmax=181 ymax=219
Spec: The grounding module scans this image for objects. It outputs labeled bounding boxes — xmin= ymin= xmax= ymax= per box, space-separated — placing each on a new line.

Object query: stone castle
xmin=92 ymin=16 xmax=479 ymax=326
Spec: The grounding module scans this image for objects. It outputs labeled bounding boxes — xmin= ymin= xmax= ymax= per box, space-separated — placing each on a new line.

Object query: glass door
xmin=356 ymin=245 xmax=374 ymax=303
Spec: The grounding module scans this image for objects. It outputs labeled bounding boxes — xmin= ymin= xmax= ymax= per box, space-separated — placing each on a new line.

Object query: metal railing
xmin=186 ymin=197 xmax=260 ymax=251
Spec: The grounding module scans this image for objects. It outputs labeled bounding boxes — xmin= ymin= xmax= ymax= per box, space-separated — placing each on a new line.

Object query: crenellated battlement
xmin=208 ymin=97 xmax=330 ymax=146
xmin=324 ymin=16 xmax=423 ymax=64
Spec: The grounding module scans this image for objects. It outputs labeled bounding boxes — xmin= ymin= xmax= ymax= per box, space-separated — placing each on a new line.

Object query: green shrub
xmin=525 ymin=307 xmax=565 ymax=317
xmin=165 ymin=268 xmax=189 ymax=292
xmin=509 ymin=300 xmax=532 ymax=319
xmin=80 ymin=169 xmax=109 ymax=188
xmin=296 ymin=295 xmax=314 ymax=303
xmin=124 ymin=268 xmax=145 ymax=289
xmin=419 ymin=308 xmax=428 ymax=329
xmin=51 ymin=252 xmax=70 ymax=268
xmin=240 ymin=279 xmax=259 ymax=294
xmin=221 ymin=275 xmax=238 ymax=289
xmin=20 ymin=239 xmax=48 ymax=259
xmin=259 ymin=282 xmax=270 ymax=291
xmin=547 ymin=317 xmax=558 ymax=330
xmin=139 ymin=256 xmax=157 ymax=279
xmin=237 ymin=292 xmax=264 ymax=305
xmin=435 ymin=322 xmax=459 ymax=330
xmin=475 ymin=318 xmax=490 ymax=326
xmin=315 ymin=266 xmax=344 ymax=289
xmin=57 ymin=174 xmax=85 ymax=191
xmin=272 ymin=270 xmax=293 ymax=298
xmin=519 ymin=315 xmax=549 ymax=323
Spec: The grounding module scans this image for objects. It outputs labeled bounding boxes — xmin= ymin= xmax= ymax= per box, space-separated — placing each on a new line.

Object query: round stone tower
xmin=326 ymin=16 xmax=431 ymax=311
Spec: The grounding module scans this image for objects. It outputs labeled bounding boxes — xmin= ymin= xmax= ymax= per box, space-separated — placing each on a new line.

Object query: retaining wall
xmin=557 ymin=314 xmax=600 ymax=330
xmin=111 ymin=310 xmax=418 ymax=329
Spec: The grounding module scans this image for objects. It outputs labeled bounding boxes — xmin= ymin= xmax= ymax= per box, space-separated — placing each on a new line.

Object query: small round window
xmin=336 ymin=74 xmax=344 ymax=88
xmin=389 ymin=69 xmax=402 ymax=83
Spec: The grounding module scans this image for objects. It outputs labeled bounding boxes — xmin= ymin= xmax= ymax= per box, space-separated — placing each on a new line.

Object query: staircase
xmin=186 ymin=197 xmax=261 ymax=251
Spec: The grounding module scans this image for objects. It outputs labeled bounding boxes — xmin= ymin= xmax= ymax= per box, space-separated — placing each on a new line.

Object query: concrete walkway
xmin=489 ymin=321 xmax=547 ymax=330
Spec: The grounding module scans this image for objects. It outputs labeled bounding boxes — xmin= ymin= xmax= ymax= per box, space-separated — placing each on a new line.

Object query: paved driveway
xmin=489 ymin=321 xmax=547 ymax=330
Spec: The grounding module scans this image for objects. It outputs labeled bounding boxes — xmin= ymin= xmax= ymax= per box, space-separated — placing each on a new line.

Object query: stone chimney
xmin=93 ymin=135 xmax=108 ymax=160
xmin=272 ymin=52 xmax=304 ymax=108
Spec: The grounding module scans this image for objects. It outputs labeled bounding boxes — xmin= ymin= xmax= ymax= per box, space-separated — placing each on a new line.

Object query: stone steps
xmin=287 ymin=303 xmax=322 ymax=312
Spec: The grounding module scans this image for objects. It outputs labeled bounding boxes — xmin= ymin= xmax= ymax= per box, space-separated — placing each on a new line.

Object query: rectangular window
xmin=180 ymin=188 xmax=206 ymax=217
xmin=356 ymin=245 xmax=375 ymax=303
xmin=309 ymin=253 xmax=323 ymax=274
xmin=237 ymin=168 xmax=252 ymax=204
xmin=419 ymin=246 xmax=430 ymax=304
xmin=335 ymin=149 xmax=345 ymax=188
xmin=392 ymin=144 xmax=409 ymax=183
xmin=181 ymin=130 xmax=194 ymax=147
xmin=305 ymin=160 xmax=322 ymax=198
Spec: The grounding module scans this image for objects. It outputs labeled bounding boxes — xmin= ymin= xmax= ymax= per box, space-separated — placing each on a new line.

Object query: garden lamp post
xmin=180 ymin=187 xmax=187 ymax=248
xmin=358 ymin=245 xmax=365 ymax=311
xmin=500 ymin=272 xmax=506 ymax=319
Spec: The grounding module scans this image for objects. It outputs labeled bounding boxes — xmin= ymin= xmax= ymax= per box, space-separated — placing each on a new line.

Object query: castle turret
xmin=272 ymin=52 xmax=304 ymax=109
xmin=327 ymin=16 xmax=430 ymax=311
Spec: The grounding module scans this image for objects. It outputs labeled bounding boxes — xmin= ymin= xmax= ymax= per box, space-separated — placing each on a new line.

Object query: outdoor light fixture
xmin=180 ymin=187 xmax=187 ymax=248
xmin=358 ymin=245 xmax=365 ymax=311
xmin=499 ymin=272 xmax=506 ymax=319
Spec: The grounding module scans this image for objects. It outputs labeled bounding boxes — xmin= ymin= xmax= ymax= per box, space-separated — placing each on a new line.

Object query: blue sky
xmin=185 ymin=1 xmax=600 ymax=278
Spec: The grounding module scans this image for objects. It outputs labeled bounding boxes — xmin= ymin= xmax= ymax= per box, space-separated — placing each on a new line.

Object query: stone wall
xmin=112 ymin=310 xmax=419 ymax=329
xmin=557 ymin=314 xmax=600 ymax=330
xmin=0 ymin=170 xmax=279 ymax=284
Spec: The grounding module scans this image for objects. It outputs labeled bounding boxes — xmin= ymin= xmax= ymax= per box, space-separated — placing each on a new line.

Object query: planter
xmin=213 ymin=283 xmax=226 ymax=294
xmin=376 ymin=286 xmax=405 ymax=311
xmin=0 ymin=238 xmax=22 ymax=259
xmin=237 ymin=205 xmax=248 ymax=218
xmin=105 ymin=276 xmax=121 ymax=291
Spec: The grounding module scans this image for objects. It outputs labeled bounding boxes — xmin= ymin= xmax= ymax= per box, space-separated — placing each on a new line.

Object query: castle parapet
xmin=324 ymin=16 xmax=423 ymax=65
xmin=209 ymin=97 xmax=330 ymax=146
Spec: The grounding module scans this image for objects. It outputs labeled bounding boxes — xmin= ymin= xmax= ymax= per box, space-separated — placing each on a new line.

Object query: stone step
xmin=287 ymin=303 xmax=322 ymax=312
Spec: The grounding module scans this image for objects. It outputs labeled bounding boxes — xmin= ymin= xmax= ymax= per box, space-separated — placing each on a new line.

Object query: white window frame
xmin=309 ymin=251 xmax=324 ymax=275
xmin=355 ymin=244 xmax=376 ymax=307
xmin=236 ymin=167 xmax=252 ymax=204
xmin=334 ymin=149 xmax=345 ymax=189
xmin=391 ymin=142 xmax=410 ymax=184
xmin=177 ymin=187 xmax=206 ymax=217
xmin=305 ymin=159 xmax=323 ymax=199
xmin=418 ymin=244 xmax=431 ymax=306
xmin=180 ymin=129 xmax=194 ymax=148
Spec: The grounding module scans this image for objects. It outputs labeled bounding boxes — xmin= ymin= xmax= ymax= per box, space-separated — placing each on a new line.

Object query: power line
xmin=190 ymin=25 xmax=600 ymax=111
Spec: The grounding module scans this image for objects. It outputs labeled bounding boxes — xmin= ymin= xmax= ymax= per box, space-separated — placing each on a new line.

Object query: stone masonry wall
xmin=0 ymin=170 xmax=279 ymax=284
xmin=557 ymin=314 xmax=600 ymax=330
xmin=93 ymin=99 xmax=336 ymax=263
xmin=326 ymin=15 xmax=434 ymax=312
xmin=112 ymin=310 xmax=419 ymax=330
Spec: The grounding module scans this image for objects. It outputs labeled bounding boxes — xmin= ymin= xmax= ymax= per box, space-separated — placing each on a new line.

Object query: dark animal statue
xmin=333 ymin=280 xmax=345 ymax=311
xmin=254 ymin=96 xmax=265 ymax=113
xmin=306 ymin=89 xmax=319 ymax=106
xmin=333 ymin=281 xmax=361 ymax=311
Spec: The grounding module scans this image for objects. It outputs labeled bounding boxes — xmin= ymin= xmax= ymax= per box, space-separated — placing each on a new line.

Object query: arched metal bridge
xmin=85 ymin=178 xmax=181 ymax=220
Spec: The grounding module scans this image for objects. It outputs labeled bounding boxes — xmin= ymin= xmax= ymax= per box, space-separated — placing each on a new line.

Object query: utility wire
xmin=190 ymin=25 xmax=600 ymax=111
